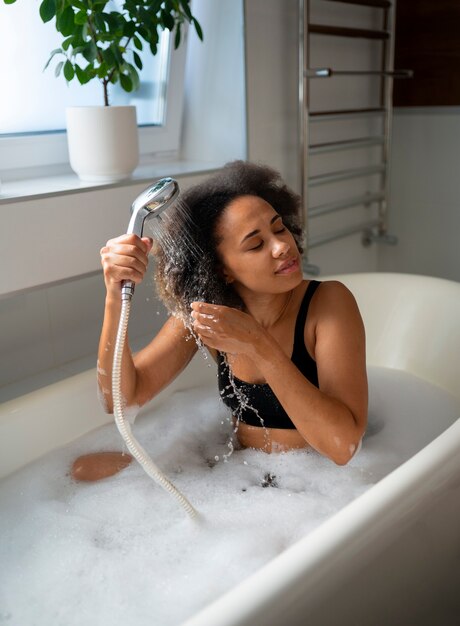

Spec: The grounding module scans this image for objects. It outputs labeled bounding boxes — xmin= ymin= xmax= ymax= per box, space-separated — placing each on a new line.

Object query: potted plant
xmin=3 ymin=0 xmax=203 ymax=182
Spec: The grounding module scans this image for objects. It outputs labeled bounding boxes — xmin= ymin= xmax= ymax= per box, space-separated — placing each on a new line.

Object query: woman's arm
xmin=97 ymin=234 xmax=197 ymax=413
xmin=191 ymin=281 xmax=367 ymax=465
xmin=255 ymin=282 xmax=367 ymax=464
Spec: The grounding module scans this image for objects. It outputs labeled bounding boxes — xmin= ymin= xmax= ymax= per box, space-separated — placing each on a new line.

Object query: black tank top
xmin=217 ymin=280 xmax=320 ymax=429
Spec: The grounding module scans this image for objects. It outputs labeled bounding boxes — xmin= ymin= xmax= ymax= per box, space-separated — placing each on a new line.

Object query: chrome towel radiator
xmin=299 ymin=0 xmax=412 ymax=274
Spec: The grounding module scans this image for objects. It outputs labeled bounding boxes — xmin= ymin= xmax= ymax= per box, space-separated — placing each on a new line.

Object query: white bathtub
xmin=1 ymin=273 xmax=460 ymax=626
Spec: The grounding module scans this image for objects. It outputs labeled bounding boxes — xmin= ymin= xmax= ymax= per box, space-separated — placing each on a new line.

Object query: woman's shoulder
xmin=315 ymin=279 xmax=355 ymax=298
xmin=310 ymin=279 xmax=362 ymax=322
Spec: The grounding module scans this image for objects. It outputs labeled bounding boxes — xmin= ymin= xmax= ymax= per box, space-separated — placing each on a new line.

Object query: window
xmin=0 ymin=2 xmax=188 ymax=174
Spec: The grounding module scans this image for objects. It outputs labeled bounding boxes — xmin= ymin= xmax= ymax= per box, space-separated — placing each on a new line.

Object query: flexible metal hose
xmin=112 ymin=296 xmax=198 ymax=518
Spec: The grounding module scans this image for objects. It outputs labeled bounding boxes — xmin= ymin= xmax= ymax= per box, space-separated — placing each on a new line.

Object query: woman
xmin=71 ymin=161 xmax=367 ymax=481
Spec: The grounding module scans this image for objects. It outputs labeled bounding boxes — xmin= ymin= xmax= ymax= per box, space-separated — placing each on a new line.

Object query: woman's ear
xmin=220 ymin=266 xmax=235 ymax=285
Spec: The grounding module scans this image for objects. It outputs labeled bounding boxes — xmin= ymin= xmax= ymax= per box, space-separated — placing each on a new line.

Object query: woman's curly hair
xmin=152 ymin=160 xmax=304 ymax=320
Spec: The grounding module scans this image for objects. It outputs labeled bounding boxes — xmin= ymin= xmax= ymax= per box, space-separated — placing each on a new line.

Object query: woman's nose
xmin=272 ymin=238 xmax=290 ymax=257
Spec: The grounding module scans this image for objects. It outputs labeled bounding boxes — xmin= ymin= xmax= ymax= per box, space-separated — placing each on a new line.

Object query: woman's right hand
xmin=100 ymin=234 xmax=153 ymax=299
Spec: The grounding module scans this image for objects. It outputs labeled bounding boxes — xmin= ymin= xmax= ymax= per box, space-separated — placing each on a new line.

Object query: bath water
xmin=0 ymin=367 xmax=459 ymax=626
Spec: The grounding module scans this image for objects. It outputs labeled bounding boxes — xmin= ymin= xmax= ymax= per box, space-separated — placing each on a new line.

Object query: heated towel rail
xmin=299 ymin=0 xmax=412 ymax=274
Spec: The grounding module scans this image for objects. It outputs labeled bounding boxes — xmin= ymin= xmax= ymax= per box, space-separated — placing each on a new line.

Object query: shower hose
xmin=112 ymin=294 xmax=198 ymax=519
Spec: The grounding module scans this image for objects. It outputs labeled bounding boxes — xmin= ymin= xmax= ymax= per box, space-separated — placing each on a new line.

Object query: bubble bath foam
xmin=1 ymin=364 xmax=460 ymax=626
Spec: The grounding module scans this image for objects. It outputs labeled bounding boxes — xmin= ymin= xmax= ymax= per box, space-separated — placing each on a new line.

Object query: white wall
xmin=379 ymin=108 xmax=460 ymax=282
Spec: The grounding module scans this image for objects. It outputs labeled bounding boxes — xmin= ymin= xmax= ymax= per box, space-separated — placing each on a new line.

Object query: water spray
xmin=112 ymin=177 xmax=198 ymax=518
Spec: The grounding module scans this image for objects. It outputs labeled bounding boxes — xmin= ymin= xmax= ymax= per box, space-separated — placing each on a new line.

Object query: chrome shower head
xmin=121 ymin=177 xmax=179 ymax=301
xmin=127 ymin=177 xmax=180 ymax=238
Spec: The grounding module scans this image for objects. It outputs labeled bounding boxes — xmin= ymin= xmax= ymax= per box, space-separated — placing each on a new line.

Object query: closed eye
xmin=248 ymin=227 xmax=287 ymax=251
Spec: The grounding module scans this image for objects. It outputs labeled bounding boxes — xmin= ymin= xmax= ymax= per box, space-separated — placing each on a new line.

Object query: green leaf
xmin=192 ymin=17 xmax=203 ymax=41
xmin=57 ymin=6 xmax=75 ymax=36
xmin=101 ymin=12 xmax=119 ymax=31
xmin=39 ymin=0 xmax=56 ymax=23
xmin=70 ymin=24 xmax=83 ymax=42
xmin=96 ymin=62 xmax=109 ymax=79
xmin=133 ymin=36 xmax=143 ymax=51
xmin=179 ymin=0 xmax=193 ymax=21
xmin=63 ymin=60 xmax=75 ymax=81
xmin=71 ymin=1 xmax=87 ymax=9
xmin=62 ymin=37 xmax=73 ymax=51
xmin=174 ymin=23 xmax=181 ymax=49
xmin=94 ymin=13 xmax=106 ymax=32
xmin=138 ymin=26 xmax=149 ymax=41
xmin=102 ymin=47 xmax=116 ymax=67
xmin=126 ymin=63 xmax=140 ymax=91
xmin=86 ymin=66 xmax=97 ymax=80
xmin=113 ymin=46 xmax=123 ymax=65
xmin=82 ymin=42 xmax=97 ymax=63
xmin=133 ymin=51 xmax=142 ymax=70
xmin=120 ymin=73 xmax=133 ymax=92
xmin=54 ymin=60 xmax=64 ymax=77
xmin=146 ymin=26 xmax=159 ymax=55
xmin=149 ymin=0 xmax=163 ymax=15
xmin=43 ymin=48 xmax=62 ymax=71
xmin=74 ymin=11 xmax=87 ymax=25
xmin=123 ymin=21 xmax=136 ymax=38
xmin=75 ymin=64 xmax=91 ymax=84
xmin=4 ymin=0 xmax=18 ymax=4
xmin=93 ymin=0 xmax=109 ymax=7
xmin=161 ymin=9 xmax=175 ymax=31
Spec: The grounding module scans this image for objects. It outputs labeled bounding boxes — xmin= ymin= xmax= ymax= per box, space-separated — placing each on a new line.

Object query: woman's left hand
xmin=190 ymin=302 xmax=267 ymax=355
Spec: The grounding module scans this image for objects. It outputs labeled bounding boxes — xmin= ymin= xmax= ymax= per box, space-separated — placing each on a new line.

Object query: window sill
xmin=0 ymin=156 xmax=224 ymax=205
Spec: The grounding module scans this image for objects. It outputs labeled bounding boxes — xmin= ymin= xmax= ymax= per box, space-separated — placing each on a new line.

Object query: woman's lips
xmin=275 ymin=257 xmax=299 ymax=274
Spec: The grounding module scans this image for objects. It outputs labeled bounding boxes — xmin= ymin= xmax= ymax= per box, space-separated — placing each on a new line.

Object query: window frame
xmin=0 ymin=35 xmax=188 ymax=178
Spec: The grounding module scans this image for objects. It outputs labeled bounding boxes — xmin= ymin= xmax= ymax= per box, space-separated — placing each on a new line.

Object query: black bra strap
xmin=293 ymin=280 xmax=320 ymax=351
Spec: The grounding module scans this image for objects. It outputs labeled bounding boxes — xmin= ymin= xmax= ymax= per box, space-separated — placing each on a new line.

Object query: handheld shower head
xmin=112 ymin=175 xmax=198 ymax=517
xmin=122 ymin=177 xmax=180 ymax=301
xmin=127 ymin=177 xmax=179 ymax=238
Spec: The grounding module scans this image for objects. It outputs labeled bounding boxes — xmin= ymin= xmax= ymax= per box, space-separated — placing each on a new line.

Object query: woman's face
xmin=215 ymin=194 xmax=302 ymax=296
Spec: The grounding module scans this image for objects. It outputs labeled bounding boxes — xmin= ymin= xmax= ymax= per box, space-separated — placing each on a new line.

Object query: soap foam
xmin=0 ymin=367 xmax=459 ymax=626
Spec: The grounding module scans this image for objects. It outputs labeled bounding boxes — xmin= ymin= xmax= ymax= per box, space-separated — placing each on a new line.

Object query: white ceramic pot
xmin=66 ymin=106 xmax=139 ymax=183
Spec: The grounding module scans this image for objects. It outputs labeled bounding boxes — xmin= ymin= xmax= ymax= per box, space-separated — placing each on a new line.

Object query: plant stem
xmin=103 ymin=80 xmax=109 ymax=106
xmin=85 ymin=10 xmax=108 ymax=106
